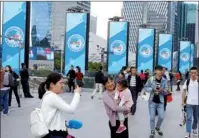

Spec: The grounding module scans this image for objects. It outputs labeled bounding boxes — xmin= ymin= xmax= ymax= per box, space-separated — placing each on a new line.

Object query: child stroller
xmin=179 ymin=105 xmax=186 ymax=127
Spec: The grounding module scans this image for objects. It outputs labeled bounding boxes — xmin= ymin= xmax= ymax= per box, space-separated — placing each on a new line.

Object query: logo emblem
xmin=139 ymin=44 xmax=153 ymax=58
xmin=181 ymin=53 xmax=189 ymax=62
xmin=4 ymin=26 xmax=24 ymax=47
xmin=160 ymin=48 xmax=171 ymax=60
xmin=111 ymin=40 xmax=125 ymax=55
xmin=67 ymin=34 xmax=85 ymax=52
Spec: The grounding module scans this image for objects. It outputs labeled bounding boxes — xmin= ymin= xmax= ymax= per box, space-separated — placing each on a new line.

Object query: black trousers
xmin=130 ymin=86 xmax=138 ymax=115
xmin=109 ymin=118 xmax=129 ymax=138
xmin=9 ymin=86 xmax=20 ymax=106
xmin=21 ymin=80 xmax=31 ymax=97
xmin=164 ymin=95 xmax=167 ymax=111
xmin=68 ymin=79 xmax=75 ymax=92
xmin=177 ymin=81 xmax=181 ymax=91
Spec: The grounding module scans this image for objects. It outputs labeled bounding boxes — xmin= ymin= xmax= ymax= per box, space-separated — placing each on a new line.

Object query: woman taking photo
xmin=5 ymin=65 xmax=21 ymax=107
xmin=103 ymin=78 xmax=130 ymax=138
xmin=38 ymin=72 xmax=81 ymax=138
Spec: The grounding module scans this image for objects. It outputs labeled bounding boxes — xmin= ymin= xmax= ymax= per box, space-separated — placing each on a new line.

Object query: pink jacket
xmin=115 ymin=88 xmax=133 ymax=109
xmin=103 ymin=91 xmax=129 ymax=126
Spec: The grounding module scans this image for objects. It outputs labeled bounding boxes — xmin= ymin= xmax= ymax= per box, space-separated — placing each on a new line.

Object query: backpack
xmin=30 ymin=93 xmax=49 ymax=137
xmin=3 ymin=72 xmax=14 ymax=87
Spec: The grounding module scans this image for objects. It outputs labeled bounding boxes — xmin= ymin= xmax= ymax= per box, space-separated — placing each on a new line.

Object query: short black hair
xmin=99 ymin=66 xmax=103 ymax=71
xmin=190 ymin=66 xmax=198 ymax=71
xmin=155 ymin=65 xmax=163 ymax=71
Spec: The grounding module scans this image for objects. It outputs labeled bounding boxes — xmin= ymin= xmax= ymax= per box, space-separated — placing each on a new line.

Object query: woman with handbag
xmin=38 ymin=72 xmax=81 ymax=138
xmin=5 ymin=65 xmax=21 ymax=107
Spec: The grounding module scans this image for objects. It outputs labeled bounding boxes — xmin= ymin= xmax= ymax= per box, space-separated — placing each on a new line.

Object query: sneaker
xmin=193 ymin=129 xmax=198 ymax=137
xmin=155 ymin=127 xmax=163 ymax=136
xmin=116 ymin=125 xmax=126 ymax=134
xmin=185 ymin=133 xmax=190 ymax=138
xmin=149 ymin=130 xmax=155 ymax=138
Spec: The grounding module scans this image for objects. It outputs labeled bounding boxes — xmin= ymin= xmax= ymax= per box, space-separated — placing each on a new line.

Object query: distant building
xmin=88 ymin=32 xmax=107 ymax=63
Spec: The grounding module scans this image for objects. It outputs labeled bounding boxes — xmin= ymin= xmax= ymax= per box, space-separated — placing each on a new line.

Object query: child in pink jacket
xmin=114 ymin=79 xmax=133 ymax=133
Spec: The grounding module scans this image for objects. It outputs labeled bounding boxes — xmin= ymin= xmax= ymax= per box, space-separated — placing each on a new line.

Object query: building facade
xmin=122 ymin=2 xmax=177 ymax=66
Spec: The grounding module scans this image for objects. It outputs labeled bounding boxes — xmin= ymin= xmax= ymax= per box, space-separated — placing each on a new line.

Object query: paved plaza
xmin=1 ymin=87 xmax=187 ymax=138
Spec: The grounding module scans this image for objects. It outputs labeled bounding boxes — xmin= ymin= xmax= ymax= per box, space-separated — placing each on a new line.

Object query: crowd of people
xmin=0 ymin=63 xmax=198 ymax=138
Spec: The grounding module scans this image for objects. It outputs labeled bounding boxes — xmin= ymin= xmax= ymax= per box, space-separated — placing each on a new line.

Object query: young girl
xmin=114 ymin=79 xmax=133 ymax=134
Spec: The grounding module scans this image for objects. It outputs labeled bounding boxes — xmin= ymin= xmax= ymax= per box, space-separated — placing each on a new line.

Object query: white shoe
xmin=193 ymin=129 xmax=198 ymax=137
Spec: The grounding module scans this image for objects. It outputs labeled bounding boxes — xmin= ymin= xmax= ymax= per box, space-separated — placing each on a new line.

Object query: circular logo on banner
xmin=110 ymin=40 xmax=125 ymax=55
xmin=4 ymin=26 xmax=24 ymax=47
xmin=181 ymin=53 xmax=189 ymax=62
xmin=139 ymin=44 xmax=153 ymax=58
xmin=159 ymin=48 xmax=171 ymax=60
xmin=67 ymin=34 xmax=85 ymax=52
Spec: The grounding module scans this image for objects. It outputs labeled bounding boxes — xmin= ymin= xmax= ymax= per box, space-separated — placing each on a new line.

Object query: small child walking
xmin=114 ymin=79 xmax=133 ymax=133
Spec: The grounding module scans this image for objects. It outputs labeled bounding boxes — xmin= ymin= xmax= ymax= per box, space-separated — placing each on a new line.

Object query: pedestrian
xmin=181 ymin=67 xmax=199 ymax=138
xmin=38 ymin=72 xmax=81 ymax=138
xmin=176 ymin=71 xmax=182 ymax=91
xmin=162 ymin=67 xmax=170 ymax=111
xmin=66 ymin=65 xmax=76 ymax=92
xmin=0 ymin=68 xmax=10 ymax=116
xmin=144 ymin=65 xmax=169 ymax=138
xmin=75 ymin=66 xmax=84 ymax=87
xmin=114 ymin=79 xmax=133 ymax=134
xmin=103 ymin=79 xmax=130 ymax=138
xmin=127 ymin=67 xmax=142 ymax=115
xmin=169 ymin=69 xmax=174 ymax=92
xmin=139 ymin=70 xmax=146 ymax=89
xmin=20 ymin=63 xmax=33 ymax=98
xmin=91 ymin=66 xmax=105 ymax=99
xmin=115 ymin=72 xmax=125 ymax=84
xmin=5 ymin=65 xmax=21 ymax=107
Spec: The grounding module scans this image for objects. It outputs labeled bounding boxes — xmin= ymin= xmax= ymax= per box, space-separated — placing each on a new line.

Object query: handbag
xmin=167 ymin=94 xmax=173 ymax=103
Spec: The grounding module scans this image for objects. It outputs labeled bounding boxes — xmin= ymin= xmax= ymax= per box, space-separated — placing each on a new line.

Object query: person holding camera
xmin=144 ymin=65 xmax=169 ymax=138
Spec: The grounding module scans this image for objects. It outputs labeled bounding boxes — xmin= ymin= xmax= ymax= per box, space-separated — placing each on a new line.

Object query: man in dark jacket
xmin=127 ymin=66 xmax=142 ymax=115
xmin=20 ymin=63 xmax=33 ymax=98
xmin=67 ymin=65 xmax=76 ymax=92
xmin=91 ymin=66 xmax=104 ymax=99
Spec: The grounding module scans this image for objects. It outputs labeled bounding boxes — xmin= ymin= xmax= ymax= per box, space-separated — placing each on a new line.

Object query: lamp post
xmin=60 ymin=33 xmax=64 ymax=74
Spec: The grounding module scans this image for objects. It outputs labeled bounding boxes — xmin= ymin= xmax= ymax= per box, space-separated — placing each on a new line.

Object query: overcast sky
xmin=91 ymin=2 xmax=123 ymax=39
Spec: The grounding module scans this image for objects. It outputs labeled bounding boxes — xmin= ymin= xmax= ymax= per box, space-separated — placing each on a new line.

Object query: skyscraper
xmin=51 ymin=2 xmax=90 ymax=50
xmin=178 ymin=2 xmax=197 ymax=44
xmin=122 ymin=2 xmax=177 ymax=66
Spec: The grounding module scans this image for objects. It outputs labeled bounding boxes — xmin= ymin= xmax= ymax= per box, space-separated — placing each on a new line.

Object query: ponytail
xmin=38 ymin=82 xmax=46 ymax=99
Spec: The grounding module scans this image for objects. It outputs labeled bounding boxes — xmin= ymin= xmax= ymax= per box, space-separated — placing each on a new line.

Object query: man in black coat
xmin=20 ymin=63 xmax=33 ymax=98
xmin=127 ymin=67 xmax=142 ymax=115
xmin=67 ymin=65 xmax=76 ymax=92
xmin=91 ymin=66 xmax=105 ymax=99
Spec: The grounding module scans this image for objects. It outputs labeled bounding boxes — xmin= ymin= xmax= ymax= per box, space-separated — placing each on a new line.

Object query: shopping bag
xmin=167 ymin=94 xmax=173 ymax=103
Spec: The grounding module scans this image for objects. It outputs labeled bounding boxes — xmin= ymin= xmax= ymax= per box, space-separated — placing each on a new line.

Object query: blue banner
xmin=137 ymin=28 xmax=155 ymax=73
xmin=2 ymin=2 xmax=26 ymax=73
xmin=64 ymin=13 xmax=88 ymax=74
xmin=107 ymin=22 xmax=128 ymax=74
xmin=158 ymin=34 xmax=173 ymax=70
xmin=190 ymin=44 xmax=194 ymax=68
xmin=179 ymin=41 xmax=191 ymax=74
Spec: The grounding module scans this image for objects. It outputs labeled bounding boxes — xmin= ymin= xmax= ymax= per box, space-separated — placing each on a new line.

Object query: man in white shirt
xmin=182 ymin=67 xmax=199 ymax=138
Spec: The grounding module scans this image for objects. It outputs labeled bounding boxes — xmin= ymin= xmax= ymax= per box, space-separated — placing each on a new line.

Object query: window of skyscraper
xmin=30 ymin=2 xmax=52 ymax=48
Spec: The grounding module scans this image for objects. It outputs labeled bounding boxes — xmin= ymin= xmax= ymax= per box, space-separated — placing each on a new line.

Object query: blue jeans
xmin=149 ymin=102 xmax=164 ymax=131
xmin=0 ymin=89 xmax=9 ymax=114
xmin=186 ymin=104 xmax=199 ymax=133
